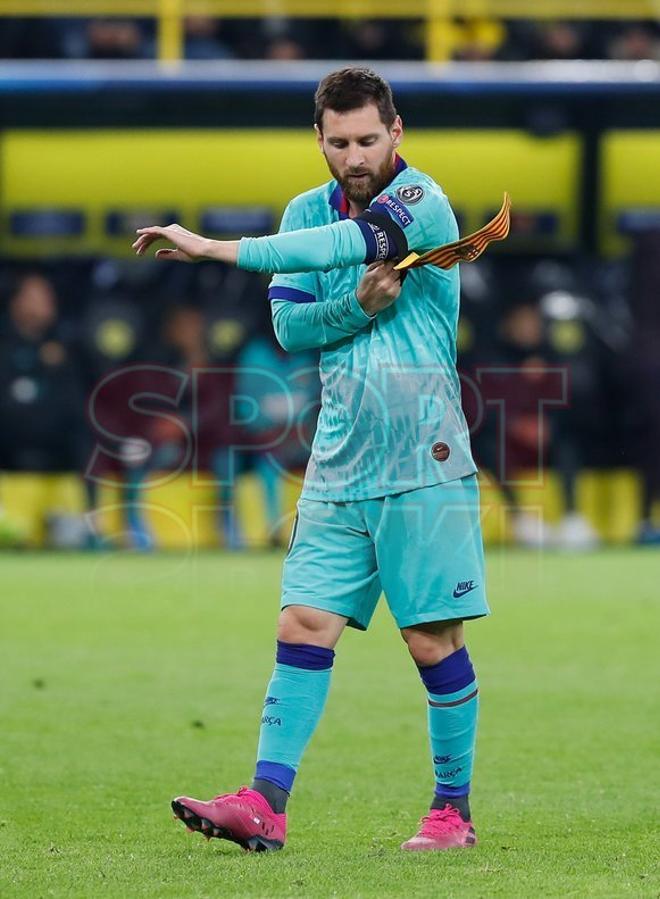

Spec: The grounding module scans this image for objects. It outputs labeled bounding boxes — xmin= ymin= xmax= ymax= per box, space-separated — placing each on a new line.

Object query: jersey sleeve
xmin=271 ymin=292 xmax=374 ymax=353
xmin=267 ymin=200 xmax=320 ymax=304
xmin=238 ymin=190 xmax=410 ymax=274
xmin=238 ymin=216 xmax=368 ymax=274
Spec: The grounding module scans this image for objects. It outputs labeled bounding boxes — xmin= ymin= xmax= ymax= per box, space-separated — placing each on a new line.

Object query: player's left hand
xmin=132 ymin=223 xmax=210 ymax=262
xmin=356 ymin=261 xmax=402 ymax=316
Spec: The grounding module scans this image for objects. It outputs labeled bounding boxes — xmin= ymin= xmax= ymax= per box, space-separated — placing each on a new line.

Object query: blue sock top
xmin=418 ymin=646 xmax=475 ymax=695
xmin=276 ymin=640 xmax=335 ymax=670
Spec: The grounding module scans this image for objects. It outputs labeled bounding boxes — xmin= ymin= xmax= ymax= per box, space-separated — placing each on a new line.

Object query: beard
xmin=327 ymin=152 xmax=396 ymax=207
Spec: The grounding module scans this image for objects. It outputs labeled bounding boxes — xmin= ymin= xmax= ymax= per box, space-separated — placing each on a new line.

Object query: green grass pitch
xmin=1 ymin=549 xmax=658 ymax=897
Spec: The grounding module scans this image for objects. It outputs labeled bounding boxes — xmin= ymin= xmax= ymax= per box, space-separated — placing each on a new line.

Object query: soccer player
xmin=133 ymin=67 xmax=489 ymax=852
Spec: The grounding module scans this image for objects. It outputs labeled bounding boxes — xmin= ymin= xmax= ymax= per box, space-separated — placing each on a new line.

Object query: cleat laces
xmin=419 ymin=804 xmax=466 ymax=837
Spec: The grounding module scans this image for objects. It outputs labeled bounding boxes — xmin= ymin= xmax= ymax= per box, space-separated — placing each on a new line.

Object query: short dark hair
xmin=314 ymin=67 xmax=397 ymax=131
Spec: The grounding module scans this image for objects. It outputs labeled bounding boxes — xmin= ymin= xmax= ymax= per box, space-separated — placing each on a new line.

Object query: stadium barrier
xmin=0 ymin=468 xmax=642 ymax=549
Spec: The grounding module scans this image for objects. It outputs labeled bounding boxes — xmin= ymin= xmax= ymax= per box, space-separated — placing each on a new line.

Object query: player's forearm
xmin=200 ymin=239 xmax=240 ymax=264
xmin=238 ymin=220 xmax=367 ymax=274
xmin=271 ymin=293 xmax=374 ymax=352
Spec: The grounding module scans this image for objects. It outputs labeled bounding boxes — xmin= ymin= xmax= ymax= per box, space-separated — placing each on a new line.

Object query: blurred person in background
xmin=498 ymin=19 xmax=599 ymax=61
xmin=468 ymin=298 xmax=557 ymax=548
xmin=468 ymin=289 xmax=600 ymax=550
xmin=197 ymin=265 xmax=275 ymax=548
xmin=112 ymin=302 xmax=249 ymax=549
xmin=112 ymin=302 xmax=208 ymax=551
xmin=234 ymin=331 xmax=319 ymax=547
xmin=87 ymin=298 xmax=245 ymax=552
xmin=539 ymin=282 xmax=607 ymax=551
xmin=143 ymin=301 xmax=247 ymax=552
xmin=534 ymin=21 xmax=589 ymax=60
xmin=342 ymin=19 xmax=422 ymax=60
xmin=184 ymin=17 xmax=234 ymax=60
xmin=626 ymin=231 xmax=660 ymax=544
xmin=52 ymin=17 xmax=153 ymax=60
xmin=0 ymin=273 xmax=86 ymax=545
xmin=451 ymin=19 xmax=505 ymax=62
xmin=265 ymin=36 xmax=306 ymax=62
xmin=258 ymin=16 xmax=352 ymax=61
xmin=85 ymin=19 xmax=152 ymax=59
xmin=0 ymin=273 xmax=83 ymax=471
xmin=607 ymin=22 xmax=660 ymax=61
xmin=81 ymin=268 xmax=169 ymax=549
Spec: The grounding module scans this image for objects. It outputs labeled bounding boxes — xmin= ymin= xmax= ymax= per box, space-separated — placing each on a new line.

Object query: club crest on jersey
xmin=374 ymin=193 xmax=415 ymax=228
xmin=396 ymin=184 xmax=425 ymax=205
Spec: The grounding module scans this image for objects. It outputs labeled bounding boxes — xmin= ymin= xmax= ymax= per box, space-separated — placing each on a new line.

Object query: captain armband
xmin=353 ymin=210 xmax=409 ymax=264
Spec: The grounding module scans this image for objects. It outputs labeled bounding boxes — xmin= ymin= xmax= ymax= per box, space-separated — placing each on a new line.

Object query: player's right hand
xmin=356 ymin=261 xmax=403 ymax=317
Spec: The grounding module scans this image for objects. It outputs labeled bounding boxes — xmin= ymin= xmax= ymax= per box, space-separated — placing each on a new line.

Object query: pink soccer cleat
xmin=401 ymin=804 xmax=477 ymax=851
xmin=171 ymin=787 xmax=286 ymax=852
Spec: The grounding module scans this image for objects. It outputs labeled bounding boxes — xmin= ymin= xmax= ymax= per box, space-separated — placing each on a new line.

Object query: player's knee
xmin=401 ymin=621 xmax=464 ymax=667
xmin=277 ymin=604 xmax=345 ymax=649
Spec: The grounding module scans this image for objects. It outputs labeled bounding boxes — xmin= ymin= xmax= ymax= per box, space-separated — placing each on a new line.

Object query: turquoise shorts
xmin=281 ymin=475 xmax=489 ymax=631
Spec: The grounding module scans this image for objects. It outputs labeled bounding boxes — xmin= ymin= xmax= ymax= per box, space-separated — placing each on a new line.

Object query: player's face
xmin=316 ymin=104 xmax=403 ymax=207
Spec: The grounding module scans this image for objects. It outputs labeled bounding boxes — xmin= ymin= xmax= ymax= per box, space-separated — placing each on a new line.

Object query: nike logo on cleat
xmin=453 ymin=580 xmax=477 ymax=598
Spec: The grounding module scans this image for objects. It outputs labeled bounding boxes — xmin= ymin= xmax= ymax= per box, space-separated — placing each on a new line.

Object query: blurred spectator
xmin=469 ymin=299 xmax=559 ymax=548
xmin=0 ymin=273 xmax=87 ymax=546
xmin=258 ymin=17 xmax=341 ymax=61
xmin=83 ymin=298 xmax=244 ymax=551
xmin=627 ymin=231 xmax=660 ymax=544
xmin=452 ymin=19 xmax=505 ymax=62
xmin=608 ymin=23 xmax=660 ymax=62
xmin=119 ymin=304 xmax=206 ymax=549
xmin=86 ymin=19 xmax=151 ymax=59
xmin=49 ymin=17 xmax=154 ymax=60
xmin=539 ymin=281 xmax=608 ymax=551
xmin=104 ymin=299 xmax=310 ymax=552
xmin=157 ymin=302 xmax=254 ymax=551
xmin=80 ymin=274 xmax=164 ymax=549
xmin=184 ymin=16 xmax=233 ymax=60
xmin=234 ymin=335 xmax=319 ymax=547
xmin=466 ymin=287 xmax=601 ymax=550
xmin=342 ymin=19 xmax=422 ymax=61
xmin=535 ymin=21 xmax=586 ymax=60
xmin=0 ymin=273 xmax=84 ymax=472
xmin=266 ymin=36 xmax=306 ymax=61
xmin=498 ymin=19 xmax=600 ymax=61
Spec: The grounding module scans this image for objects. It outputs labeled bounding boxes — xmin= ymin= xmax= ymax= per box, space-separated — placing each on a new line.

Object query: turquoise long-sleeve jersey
xmin=242 ymin=157 xmax=476 ymax=502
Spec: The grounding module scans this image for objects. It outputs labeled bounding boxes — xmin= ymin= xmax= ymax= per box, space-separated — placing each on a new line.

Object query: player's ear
xmin=391 ymin=115 xmax=403 ymax=148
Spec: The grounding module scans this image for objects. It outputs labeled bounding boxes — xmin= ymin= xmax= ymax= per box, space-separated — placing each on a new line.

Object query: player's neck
xmin=347 ymin=200 xmax=368 ymax=219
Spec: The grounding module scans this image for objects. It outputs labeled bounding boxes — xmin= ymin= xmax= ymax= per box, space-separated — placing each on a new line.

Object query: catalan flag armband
xmin=395 ymin=193 xmax=511 ymax=273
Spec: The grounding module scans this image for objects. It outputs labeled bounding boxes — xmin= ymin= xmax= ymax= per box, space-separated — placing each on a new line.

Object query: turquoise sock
xmin=254 ymin=641 xmax=334 ymax=795
xmin=418 ymin=646 xmax=479 ymax=808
